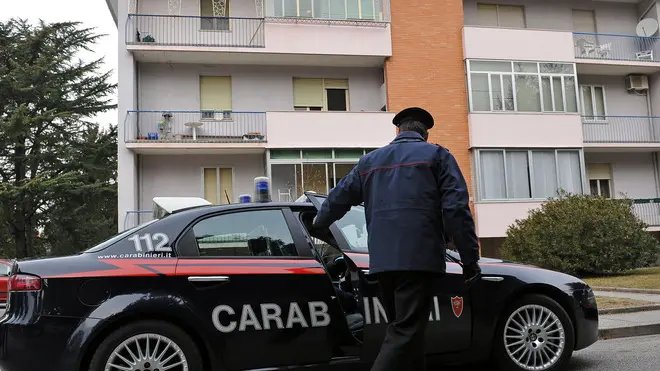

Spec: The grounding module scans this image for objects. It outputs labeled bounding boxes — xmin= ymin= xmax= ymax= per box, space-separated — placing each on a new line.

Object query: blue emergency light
xmin=238 ymin=194 xmax=252 ymax=203
xmin=253 ymin=176 xmax=271 ymax=203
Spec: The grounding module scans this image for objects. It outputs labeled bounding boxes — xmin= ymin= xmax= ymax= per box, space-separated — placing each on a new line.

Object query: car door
xmin=174 ymin=206 xmax=354 ymax=370
xmin=303 ymin=193 xmax=473 ymax=360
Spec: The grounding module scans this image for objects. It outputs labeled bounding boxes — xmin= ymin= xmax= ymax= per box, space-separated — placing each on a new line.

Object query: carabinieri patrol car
xmin=0 ymin=188 xmax=599 ymax=371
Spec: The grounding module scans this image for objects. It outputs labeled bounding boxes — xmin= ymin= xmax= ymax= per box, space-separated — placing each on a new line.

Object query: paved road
xmin=445 ymin=334 xmax=660 ymax=371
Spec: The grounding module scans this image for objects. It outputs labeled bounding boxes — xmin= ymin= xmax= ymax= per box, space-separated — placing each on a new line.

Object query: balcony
xmin=582 ymin=116 xmax=660 ymax=148
xmin=266 ymin=111 xmax=395 ymax=148
xmin=125 ymin=3 xmax=392 ymax=67
xmin=463 ymin=26 xmax=574 ymax=63
xmin=124 ymin=110 xmax=395 ymax=152
xmin=124 ymin=110 xmax=268 ymax=153
xmin=633 ymin=199 xmax=660 ymax=229
xmin=573 ymin=32 xmax=660 ymax=75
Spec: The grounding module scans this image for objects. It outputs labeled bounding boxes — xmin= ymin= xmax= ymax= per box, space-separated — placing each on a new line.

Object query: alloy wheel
xmin=104 ymin=333 xmax=189 ymax=371
xmin=503 ymin=304 xmax=566 ymax=371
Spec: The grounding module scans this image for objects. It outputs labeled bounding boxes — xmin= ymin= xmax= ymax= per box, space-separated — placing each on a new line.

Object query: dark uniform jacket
xmin=314 ymin=131 xmax=480 ymax=275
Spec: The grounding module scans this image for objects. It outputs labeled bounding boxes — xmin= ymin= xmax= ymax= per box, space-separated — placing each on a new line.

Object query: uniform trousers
xmin=370 ymin=270 xmax=436 ymax=371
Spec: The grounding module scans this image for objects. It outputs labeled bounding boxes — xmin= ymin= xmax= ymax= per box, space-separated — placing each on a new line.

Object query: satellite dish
xmin=636 ymin=18 xmax=659 ymax=37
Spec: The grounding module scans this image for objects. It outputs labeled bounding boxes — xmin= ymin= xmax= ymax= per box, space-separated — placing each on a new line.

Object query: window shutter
xmin=572 ymin=9 xmax=596 ymax=33
xmin=201 ymin=0 xmax=214 ymax=16
xmin=588 ymin=163 xmax=611 ymax=180
xmin=293 ymin=78 xmax=324 ymax=107
xmin=200 ymin=76 xmax=232 ymax=110
xmin=219 ymin=168 xmax=233 ymax=205
xmin=497 ymin=5 xmax=525 ymax=28
xmin=476 ymin=4 xmax=498 ymax=27
xmin=323 ymin=79 xmax=349 ymax=89
xmin=204 ymin=168 xmax=219 ymax=205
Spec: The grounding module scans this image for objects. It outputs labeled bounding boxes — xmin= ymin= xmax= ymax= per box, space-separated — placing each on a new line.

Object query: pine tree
xmin=0 ymin=19 xmax=116 ymax=258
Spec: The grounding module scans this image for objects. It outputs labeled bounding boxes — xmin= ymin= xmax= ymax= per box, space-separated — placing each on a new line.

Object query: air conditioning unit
xmin=626 ymin=75 xmax=649 ymax=91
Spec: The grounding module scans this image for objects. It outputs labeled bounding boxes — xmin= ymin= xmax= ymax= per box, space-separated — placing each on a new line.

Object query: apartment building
xmin=463 ymin=0 xmax=660 ymax=256
xmin=104 ymin=0 xmax=398 ymax=231
xmin=105 ymin=0 xmax=660 ymax=257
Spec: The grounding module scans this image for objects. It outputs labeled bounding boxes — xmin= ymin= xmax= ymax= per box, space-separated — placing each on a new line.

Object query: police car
xmin=0 ymin=183 xmax=598 ymax=371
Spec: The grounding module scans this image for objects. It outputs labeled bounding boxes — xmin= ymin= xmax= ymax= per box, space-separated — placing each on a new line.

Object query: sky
xmin=2 ymin=0 xmax=118 ymax=129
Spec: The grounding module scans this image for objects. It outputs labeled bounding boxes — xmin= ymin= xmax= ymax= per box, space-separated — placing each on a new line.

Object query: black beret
xmin=392 ymin=107 xmax=434 ymax=129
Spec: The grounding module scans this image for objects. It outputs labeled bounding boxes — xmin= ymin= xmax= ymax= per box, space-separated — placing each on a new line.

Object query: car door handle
xmin=481 ymin=276 xmax=504 ymax=282
xmin=188 ymin=276 xmax=230 ymax=282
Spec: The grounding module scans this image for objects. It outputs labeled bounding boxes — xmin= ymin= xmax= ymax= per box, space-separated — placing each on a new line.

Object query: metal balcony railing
xmin=126 ymin=14 xmax=265 ymax=48
xmin=582 ymin=116 xmax=660 ymax=143
xmin=124 ymin=210 xmax=153 ymax=231
xmin=124 ymin=110 xmax=267 ymax=144
xmin=633 ymin=199 xmax=660 ymax=227
xmin=264 ymin=0 xmax=391 ymax=23
xmin=573 ymin=32 xmax=660 ymax=62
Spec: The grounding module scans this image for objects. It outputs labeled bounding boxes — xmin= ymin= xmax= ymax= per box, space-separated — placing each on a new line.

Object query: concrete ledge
xmin=598 ymin=323 xmax=660 ymax=340
xmin=599 ymin=304 xmax=660 ymax=315
xmin=592 ymin=286 xmax=660 ymax=295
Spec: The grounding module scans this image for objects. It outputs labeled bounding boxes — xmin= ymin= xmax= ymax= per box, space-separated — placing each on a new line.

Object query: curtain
xmin=480 ymin=151 xmax=506 ymax=199
xmin=506 ymin=151 xmax=531 ymax=198
xmin=557 ymin=151 xmax=582 ymax=194
xmin=532 ymin=151 xmax=558 ymax=198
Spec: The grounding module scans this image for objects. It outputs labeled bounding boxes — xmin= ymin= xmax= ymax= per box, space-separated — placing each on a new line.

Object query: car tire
xmin=492 ymin=294 xmax=575 ymax=371
xmin=88 ymin=320 xmax=204 ymax=371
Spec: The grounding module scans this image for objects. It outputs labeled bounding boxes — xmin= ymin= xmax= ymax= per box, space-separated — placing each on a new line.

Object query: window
xmin=476 ymin=4 xmax=525 ymax=28
xmin=293 ymin=78 xmax=349 ymax=111
xmin=192 ymin=210 xmax=298 ymax=257
xmin=200 ymin=0 xmax=230 ymax=30
xmin=468 ymin=60 xmax=578 ymax=113
xmin=271 ymin=0 xmax=380 ymax=20
xmin=203 ymin=167 xmax=234 ymax=204
xmin=477 ymin=149 xmax=584 ymax=201
xmin=200 ymin=76 xmax=232 ymax=120
xmin=588 ymin=163 xmax=612 ymax=198
xmin=581 ymin=85 xmax=607 ymax=121
xmin=572 ymin=9 xmax=596 ymax=33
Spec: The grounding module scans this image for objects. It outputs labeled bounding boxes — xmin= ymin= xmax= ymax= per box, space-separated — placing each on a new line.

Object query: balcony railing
xmin=633 ymin=199 xmax=660 ymax=227
xmin=124 ymin=110 xmax=267 ymax=143
xmin=582 ymin=116 xmax=660 ymax=143
xmin=126 ymin=14 xmax=265 ymax=47
xmin=124 ymin=210 xmax=153 ymax=231
xmin=264 ymin=0 xmax=391 ymax=23
xmin=573 ymin=32 xmax=660 ymax=62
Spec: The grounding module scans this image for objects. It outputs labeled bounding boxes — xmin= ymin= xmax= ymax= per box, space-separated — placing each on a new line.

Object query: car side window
xmin=191 ymin=209 xmax=298 ymax=257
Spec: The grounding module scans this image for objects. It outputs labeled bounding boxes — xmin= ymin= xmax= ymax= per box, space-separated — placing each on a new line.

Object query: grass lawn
xmin=596 ymin=296 xmax=655 ymax=310
xmin=584 ymin=267 xmax=660 ymax=290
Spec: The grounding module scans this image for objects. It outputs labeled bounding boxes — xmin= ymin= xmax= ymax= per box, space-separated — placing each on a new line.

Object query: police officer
xmin=313 ymin=107 xmax=481 ymax=371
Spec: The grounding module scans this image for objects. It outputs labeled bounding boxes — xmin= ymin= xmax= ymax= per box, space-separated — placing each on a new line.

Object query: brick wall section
xmin=385 ymin=0 xmax=480 ymax=250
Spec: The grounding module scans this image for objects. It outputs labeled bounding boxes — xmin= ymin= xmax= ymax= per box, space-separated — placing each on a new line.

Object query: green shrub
xmin=501 ymin=191 xmax=660 ymax=277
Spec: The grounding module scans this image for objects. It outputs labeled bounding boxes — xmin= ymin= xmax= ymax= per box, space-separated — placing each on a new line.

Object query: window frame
xmin=475 ymin=148 xmax=587 ymax=202
xmin=176 ymin=207 xmax=314 ymax=259
xmin=271 ymin=0 xmax=381 ymax=21
xmin=293 ymin=78 xmax=350 ymax=111
xmin=201 ymin=166 xmax=235 ymax=205
xmin=476 ymin=3 xmax=526 ymax=28
xmin=199 ymin=0 xmax=232 ymax=31
xmin=466 ymin=60 xmax=579 ymax=114
xmin=580 ymin=84 xmax=608 ymax=122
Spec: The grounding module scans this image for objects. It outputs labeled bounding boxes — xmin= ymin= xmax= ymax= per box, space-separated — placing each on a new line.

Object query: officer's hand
xmin=463 ymin=262 xmax=481 ymax=288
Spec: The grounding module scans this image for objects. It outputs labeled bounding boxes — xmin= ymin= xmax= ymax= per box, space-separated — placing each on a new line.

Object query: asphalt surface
xmin=445 ymin=334 xmax=660 ymax=371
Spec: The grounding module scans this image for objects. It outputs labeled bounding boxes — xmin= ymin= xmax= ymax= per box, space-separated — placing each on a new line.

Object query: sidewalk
xmin=596 ymin=288 xmax=660 ymax=340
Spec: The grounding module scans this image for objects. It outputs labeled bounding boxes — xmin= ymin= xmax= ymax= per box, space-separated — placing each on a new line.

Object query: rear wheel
xmin=492 ymin=294 xmax=574 ymax=371
xmin=88 ymin=320 xmax=203 ymax=371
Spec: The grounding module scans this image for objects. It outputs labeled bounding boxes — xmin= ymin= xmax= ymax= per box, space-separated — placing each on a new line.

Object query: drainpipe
xmin=135 ymin=60 xmax=142 ymax=211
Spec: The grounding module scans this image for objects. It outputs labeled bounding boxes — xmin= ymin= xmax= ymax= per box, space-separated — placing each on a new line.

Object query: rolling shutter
xmin=587 ymin=163 xmax=611 ymax=179
xmin=572 ymin=9 xmax=596 ymax=33
xmin=293 ymin=78 xmax=324 ymax=107
xmin=497 ymin=5 xmax=525 ymax=28
xmin=476 ymin=4 xmax=498 ymax=27
xmin=200 ymin=76 xmax=232 ymax=110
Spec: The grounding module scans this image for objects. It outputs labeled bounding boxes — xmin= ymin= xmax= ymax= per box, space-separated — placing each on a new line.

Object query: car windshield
xmin=83 ymin=219 xmax=158 ymax=253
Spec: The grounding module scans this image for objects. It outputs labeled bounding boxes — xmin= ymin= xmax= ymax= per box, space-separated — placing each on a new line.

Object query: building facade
xmin=105 ymin=0 xmax=660 ymax=257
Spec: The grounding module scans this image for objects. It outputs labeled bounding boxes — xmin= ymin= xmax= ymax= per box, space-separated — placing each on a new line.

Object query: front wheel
xmin=492 ymin=294 xmax=575 ymax=371
xmin=88 ymin=320 xmax=204 ymax=371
